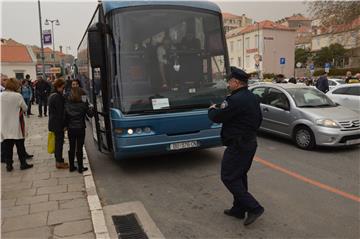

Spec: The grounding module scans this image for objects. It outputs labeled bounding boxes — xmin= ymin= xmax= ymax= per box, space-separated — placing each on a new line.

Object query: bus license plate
xmin=170 ymin=141 xmax=199 ymax=150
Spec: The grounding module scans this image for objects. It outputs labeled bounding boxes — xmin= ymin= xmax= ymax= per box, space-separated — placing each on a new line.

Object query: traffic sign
xmin=280 ymin=57 xmax=286 ymax=65
xmin=309 ymin=64 xmax=314 ymax=70
xmin=296 ymin=62 xmax=302 ymax=68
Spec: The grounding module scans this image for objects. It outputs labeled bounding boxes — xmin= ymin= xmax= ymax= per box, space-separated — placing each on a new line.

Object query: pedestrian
xmin=315 ymin=72 xmax=329 ymax=93
xmin=21 ymin=79 xmax=33 ymax=117
xmin=1 ymin=78 xmax=33 ymax=172
xmin=288 ymin=77 xmax=297 ymax=84
xmin=345 ymin=71 xmax=352 ymax=84
xmin=48 ymin=78 xmax=69 ymax=169
xmin=208 ymin=67 xmax=264 ymax=226
xmin=274 ymin=74 xmax=286 ymax=83
xmin=24 ymin=74 xmax=34 ymax=115
xmin=35 ymin=76 xmax=51 ymax=117
xmin=65 ymin=82 xmax=93 ymax=173
xmin=64 ymin=75 xmax=72 ymax=97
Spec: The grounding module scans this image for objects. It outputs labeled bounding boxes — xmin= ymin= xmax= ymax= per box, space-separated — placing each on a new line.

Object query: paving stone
xmin=58 ymin=177 xmax=83 ymax=185
xmin=48 ymin=207 xmax=90 ymax=225
xmin=2 ymin=212 xmax=48 ymax=232
xmin=2 ymin=181 xmax=33 ymax=192
xmin=22 ymin=172 xmax=50 ymax=181
xmin=91 ymin=210 xmax=108 ymax=234
xmin=16 ymin=195 xmax=49 ymax=205
xmin=37 ymin=185 xmax=67 ymax=195
xmin=68 ymin=183 xmax=85 ymax=192
xmin=59 ymin=198 xmax=89 ymax=209
xmin=2 ymin=226 xmax=51 ymax=239
xmin=2 ymin=188 xmax=36 ymax=200
xmin=1 ymin=199 xmax=16 ymax=208
xmin=30 ymin=201 xmax=58 ymax=213
xmin=1 ymin=176 xmax=22 ymax=185
xmin=49 ymin=191 xmax=84 ymax=201
xmin=2 ymin=205 xmax=29 ymax=218
xmin=51 ymin=171 xmax=81 ymax=178
xmin=33 ymin=178 xmax=58 ymax=187
xmin=54 ymin=232 xmax=95 ymax=239
xmin=54 ymin=219 xmax=93 ymax=237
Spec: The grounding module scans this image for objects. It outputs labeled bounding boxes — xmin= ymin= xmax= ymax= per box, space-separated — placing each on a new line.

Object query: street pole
xmin=51 ymin=21 xmax=55 ymax=66
xmin=37 ymin=0 xmax=46 ymax=80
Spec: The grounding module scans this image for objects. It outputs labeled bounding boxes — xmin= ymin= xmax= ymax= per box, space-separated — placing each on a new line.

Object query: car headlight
xmin=315 ymin=119 xmax=340 ymax=128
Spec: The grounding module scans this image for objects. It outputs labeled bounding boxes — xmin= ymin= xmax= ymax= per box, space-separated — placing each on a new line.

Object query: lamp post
xmin=37 ymin=0 xmax=46 ymax=80
xmin=44 ymin=18 xmax=60 ymax=66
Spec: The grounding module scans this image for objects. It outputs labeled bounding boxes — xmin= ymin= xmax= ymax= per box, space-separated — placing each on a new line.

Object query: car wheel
xmin=294 ymin=126 xmax=316 ymax=150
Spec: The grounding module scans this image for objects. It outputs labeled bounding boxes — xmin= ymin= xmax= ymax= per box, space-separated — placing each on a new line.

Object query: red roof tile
xmin=287 ymin=15 xmax=310 ymax=21
xmin=222 ymin=12 xmax=242 ymax=19
xmin=0 ymin=45 xmax=33 ymax=63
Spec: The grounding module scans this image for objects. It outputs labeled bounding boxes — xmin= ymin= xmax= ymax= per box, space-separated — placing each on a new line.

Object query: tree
xmin=307 ymin=1 xmax=360 ymax=26
xmin=295 ymin=48 xmax=310 ymax=66
xmin=314 ymin=44 xmax=346 ymax=68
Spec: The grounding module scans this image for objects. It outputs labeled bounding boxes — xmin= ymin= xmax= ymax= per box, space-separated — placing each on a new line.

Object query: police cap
xmin=228 ymin=66 xmax=249 ymax=83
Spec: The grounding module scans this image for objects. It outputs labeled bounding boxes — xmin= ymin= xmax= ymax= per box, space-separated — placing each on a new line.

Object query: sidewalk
xmin=1 ymin=107 xmax=104 ymax=238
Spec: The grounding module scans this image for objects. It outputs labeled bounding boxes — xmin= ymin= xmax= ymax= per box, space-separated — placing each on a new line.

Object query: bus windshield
xmin=109 ymin=8 xmax=228 ymax=114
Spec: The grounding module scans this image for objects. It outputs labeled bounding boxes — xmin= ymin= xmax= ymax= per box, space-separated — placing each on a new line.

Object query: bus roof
xmin=102 ymin=0 xmax=221 ymax=15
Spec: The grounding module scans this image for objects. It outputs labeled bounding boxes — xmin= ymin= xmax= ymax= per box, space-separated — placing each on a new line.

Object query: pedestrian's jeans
xmin=38 ymin=95 xmax=48 ymax=116
xmin=54 ymin=130 xmax=65 ymax=163
xmin=68 ymin=128 xmax=85 ymax=169
xmin=221 ymin=142 xmax=263 ymax=214
xmin=2 ymin=139 xmax=27 ymax=166
xmin=24 ymin=98 xmax=31 ymax=115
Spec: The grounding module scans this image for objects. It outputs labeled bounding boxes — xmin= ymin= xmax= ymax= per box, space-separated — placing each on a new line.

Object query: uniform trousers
xmin=221 ymin=142 xmax=263 ymax=214
xmin=54 ymin=130 xmax=65 ymax=163
xmin=68 ymin=128 xmax=85 ymax=169
xmin=38 ymin=95 xmax=48 ymax=116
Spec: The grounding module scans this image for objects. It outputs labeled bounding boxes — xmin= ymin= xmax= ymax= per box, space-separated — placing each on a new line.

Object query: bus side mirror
xmin=88 ymin=23 xmax=105 ymax=68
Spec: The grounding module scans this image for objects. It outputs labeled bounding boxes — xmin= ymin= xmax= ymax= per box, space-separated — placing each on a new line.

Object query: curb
xmin=82 ymin=147 xmax=111 ymax=239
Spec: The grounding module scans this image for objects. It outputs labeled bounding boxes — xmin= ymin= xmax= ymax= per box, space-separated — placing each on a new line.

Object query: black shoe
xmin=25 ymin=154 xmax=34 ymax=159
xmin=38 ymin=115 xmax=42 ymax=117
xmin=6 ymin=164 xmax=13 ymax=172
xmin=44 ymin=114 xmax=47 ymax=117
xmin=69 ymin=166 xmax=77 ymax=172
xmin=78 ymin=167 xmax=88 ymax=173
xmin=224 ymin=209 xmax=245 ymax=219
xmin=20 ymin=163 xmax=33 ymax=170
xmin=244 ymin=207 xmax=264 ymax=226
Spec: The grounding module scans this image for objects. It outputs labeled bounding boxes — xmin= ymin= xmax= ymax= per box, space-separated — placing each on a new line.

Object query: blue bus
xmin=77 ymin=0 xmax=230 ymax=160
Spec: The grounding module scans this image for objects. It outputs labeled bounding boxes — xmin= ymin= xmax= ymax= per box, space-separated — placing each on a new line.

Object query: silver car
xmin=249 ymin=83 xmax=360 ymax=149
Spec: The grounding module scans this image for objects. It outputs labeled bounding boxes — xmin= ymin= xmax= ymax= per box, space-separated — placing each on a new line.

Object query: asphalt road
xmin=85 ymin=129 xmax=360 ymax=238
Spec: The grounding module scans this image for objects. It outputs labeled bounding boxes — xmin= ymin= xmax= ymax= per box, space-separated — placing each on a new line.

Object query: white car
xmin=328 ymin=78 xmax=345 ymax=89
xmin=327 ymin=83 xmax=360 ymax=114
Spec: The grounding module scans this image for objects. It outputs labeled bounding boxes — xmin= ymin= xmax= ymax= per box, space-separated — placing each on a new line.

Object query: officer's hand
xmin=209 ymin=104 xmax=217 ymax=109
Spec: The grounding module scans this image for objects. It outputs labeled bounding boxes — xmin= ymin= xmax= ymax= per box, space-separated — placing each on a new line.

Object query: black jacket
xmin=48 ymin=91 xmax=65 ymax=132
xmin=36 ymin=80 xmax=51 ymax=97
xmin=315 ymin=76 xmax=329 ymax=93
xmin=65 ymin=100 xmax=93 ymax=129
xmin=208 ymin=87 xmax=263 ymax=146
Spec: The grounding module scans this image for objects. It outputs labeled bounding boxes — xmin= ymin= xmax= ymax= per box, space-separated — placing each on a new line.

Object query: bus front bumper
xmin=112 ymin=128 xmax=222 ymax=160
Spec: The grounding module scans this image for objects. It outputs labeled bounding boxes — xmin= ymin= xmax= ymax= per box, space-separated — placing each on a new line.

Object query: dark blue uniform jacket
xmin=208 ymin=87 xmax=263 ymax=146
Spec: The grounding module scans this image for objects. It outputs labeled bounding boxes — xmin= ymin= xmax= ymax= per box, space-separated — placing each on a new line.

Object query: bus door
xmin=92 ymin=67 xmax=111 ymax=152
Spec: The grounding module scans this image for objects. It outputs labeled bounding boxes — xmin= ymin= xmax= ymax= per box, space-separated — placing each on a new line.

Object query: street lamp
xmin=44 ymin=18 xmax=60 ymax=66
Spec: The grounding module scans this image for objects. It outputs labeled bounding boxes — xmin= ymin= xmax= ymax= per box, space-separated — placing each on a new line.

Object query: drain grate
xmin=112 ymin=213 xmax=149 ymax=239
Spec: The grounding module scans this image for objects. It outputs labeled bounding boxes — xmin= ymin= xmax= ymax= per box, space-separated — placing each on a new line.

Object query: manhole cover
xmin=112 ymin=213 xmax=149 ymax=239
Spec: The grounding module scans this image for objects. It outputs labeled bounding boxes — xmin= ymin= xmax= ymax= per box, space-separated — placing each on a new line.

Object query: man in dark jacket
xmin=48 ymin=78 xmax=69 ymax=169
xmin=315 ymin=73 xmax=329 ymax=93
xmin=36 ymin=76 xmax=51 ymax=117
xmin=208 ymin=67 xmax=264 ymax=226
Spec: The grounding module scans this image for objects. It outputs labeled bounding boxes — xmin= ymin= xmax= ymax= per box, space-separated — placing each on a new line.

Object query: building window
xmin=238 ymin=57 xmax=242 ymax=67
xmin=245 ymin=37 xmax=250 ymax=49
xmin=230 ymin=41 xmax=234 ymax=52
xmin=255 ymin=34 xmax=259 ymax=49
xmin=15 ymin=73 xmax=24 ymax=80
xmin=36 ymin=53 xmax=41 ymax=59
xmin=246 ymin=55 xmax=250 ymax=68
xmin=237 ymin=40 xmax=242 ymax=50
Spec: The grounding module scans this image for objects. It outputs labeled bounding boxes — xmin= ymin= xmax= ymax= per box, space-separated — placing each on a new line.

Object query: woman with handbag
xmin=65 ymin=81 xmax=93 ymax=173
xmin=48 ymin=78 xmax=69 ymax=169
xmin=1 ymin=78 xmax=33 ymax=172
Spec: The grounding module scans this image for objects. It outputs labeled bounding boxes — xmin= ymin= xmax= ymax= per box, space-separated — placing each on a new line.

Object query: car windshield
xmin=286 ymin=88 xmax=337 ymax=107
xmin=109 ymin=8 xmax=228 ymax=114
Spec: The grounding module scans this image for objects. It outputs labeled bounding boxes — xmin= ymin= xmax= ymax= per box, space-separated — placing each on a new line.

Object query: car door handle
xmin=263 ymin=107 xmax=269 ymax=112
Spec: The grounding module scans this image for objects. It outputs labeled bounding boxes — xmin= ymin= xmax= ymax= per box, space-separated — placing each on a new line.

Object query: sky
xmin=1 ymin=0 xmax=309 ymax=56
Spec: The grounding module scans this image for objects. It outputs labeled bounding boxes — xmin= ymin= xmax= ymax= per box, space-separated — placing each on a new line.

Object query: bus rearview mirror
xmin=88 ymin=23 xmax=105 ymax=68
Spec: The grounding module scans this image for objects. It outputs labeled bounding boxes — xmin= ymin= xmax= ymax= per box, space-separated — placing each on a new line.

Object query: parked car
xmin=249 ymin=83 xmax=360 ymax=149
xmin=328 ymin=78 xmax=345 ymax=89
xmin=326 ymin=83 xmax=360 ymax=114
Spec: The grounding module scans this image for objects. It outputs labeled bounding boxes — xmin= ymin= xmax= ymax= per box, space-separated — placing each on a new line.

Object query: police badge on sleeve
xmin=220 ymin=100 xmax=228 ymax=109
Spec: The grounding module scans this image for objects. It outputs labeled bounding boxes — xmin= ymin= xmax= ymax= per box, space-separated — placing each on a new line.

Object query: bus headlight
xmin=144 ymin=127 xmax=151 ymax=133
xmin=127 ymin=129 xmax=134 ymax=135
xmin=135 ymin=128 xmax=142 ymax=134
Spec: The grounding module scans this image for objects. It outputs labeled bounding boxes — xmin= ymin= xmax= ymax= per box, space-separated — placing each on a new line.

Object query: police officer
xmin=208 ymin=67 xmax=264 ymax=226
